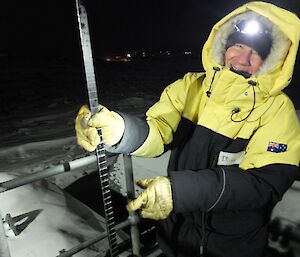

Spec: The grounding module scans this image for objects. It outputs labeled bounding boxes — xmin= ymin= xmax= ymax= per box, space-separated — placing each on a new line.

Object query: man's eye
xmin=235 ymin=44 xmax=243 ymax=48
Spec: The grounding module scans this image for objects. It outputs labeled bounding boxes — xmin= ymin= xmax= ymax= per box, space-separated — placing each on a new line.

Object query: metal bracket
xmin=4 ymin=213 xmax=19 ymax=236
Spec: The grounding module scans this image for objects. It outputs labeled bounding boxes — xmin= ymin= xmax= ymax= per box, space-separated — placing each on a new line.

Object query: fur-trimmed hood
xmin=202 ymin=1 xmax=300 ymax=96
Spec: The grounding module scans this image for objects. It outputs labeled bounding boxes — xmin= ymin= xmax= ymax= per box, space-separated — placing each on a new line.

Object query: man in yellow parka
xmin=75 ymin=2 xmax=300 ymax=256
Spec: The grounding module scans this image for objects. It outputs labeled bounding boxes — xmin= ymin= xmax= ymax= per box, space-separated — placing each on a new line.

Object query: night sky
xmin=2 ymin=0 xmax=299 ymax=56
xmin=1 ymin=0 xmax=300 ymax=106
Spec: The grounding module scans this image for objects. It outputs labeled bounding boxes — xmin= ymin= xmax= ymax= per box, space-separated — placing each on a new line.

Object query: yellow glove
xmin=75 ymin=105 xmax=125 ymax=152
xmin=126 ymin=176 xmax=173 ymax=220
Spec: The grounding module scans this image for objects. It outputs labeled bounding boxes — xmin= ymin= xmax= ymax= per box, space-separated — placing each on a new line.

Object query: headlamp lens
xmin=235 ymin=20 xmax=265 ymax=35
xmin=241 ymin=20 xmax=259 ymax=34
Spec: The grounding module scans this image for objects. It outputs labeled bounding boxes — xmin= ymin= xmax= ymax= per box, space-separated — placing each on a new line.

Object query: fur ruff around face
xmin=211 ymin=11 xmax=290 ymax=76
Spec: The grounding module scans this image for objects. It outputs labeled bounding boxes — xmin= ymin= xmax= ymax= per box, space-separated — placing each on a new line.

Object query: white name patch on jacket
xmin=217 ymin=151 xmax=245 ymax=166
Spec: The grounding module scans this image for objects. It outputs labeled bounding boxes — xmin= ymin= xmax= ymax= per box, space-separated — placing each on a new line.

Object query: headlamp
xmin=226 ymin=19 xmax=272 ymax=60
xmin=235 ymin=20 xmax=262 ymax=35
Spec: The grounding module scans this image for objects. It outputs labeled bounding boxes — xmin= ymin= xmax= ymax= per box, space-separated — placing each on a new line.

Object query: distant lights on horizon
xmin=104 ymin=50 xmax=194 ymax=62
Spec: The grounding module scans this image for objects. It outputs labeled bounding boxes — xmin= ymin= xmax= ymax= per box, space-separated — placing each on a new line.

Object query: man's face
xmin=225 ymin=43 xmax=263 ymax=75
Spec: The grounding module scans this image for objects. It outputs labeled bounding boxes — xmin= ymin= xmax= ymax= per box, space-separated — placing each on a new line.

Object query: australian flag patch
xmin=267 ymin=141 xmax=287 ymax=153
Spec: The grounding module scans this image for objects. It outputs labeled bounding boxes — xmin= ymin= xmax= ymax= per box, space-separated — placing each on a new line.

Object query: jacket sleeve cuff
xmin=105 ymin=112 xmax=149 ymax=154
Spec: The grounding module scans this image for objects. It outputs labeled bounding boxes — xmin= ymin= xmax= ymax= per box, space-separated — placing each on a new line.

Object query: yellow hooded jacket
xmin=112 ymin=2 xmax=300 ymax=257
xmin=132 ymin=1 xmax=300 ymax=171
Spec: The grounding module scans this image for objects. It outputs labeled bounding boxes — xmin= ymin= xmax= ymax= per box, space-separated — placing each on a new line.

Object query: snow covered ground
xmin=0 ymin=54 xmax=299 ymax=256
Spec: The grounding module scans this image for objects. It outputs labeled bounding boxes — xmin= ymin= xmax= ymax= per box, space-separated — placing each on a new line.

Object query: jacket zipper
xmin=200 ymin=211 xmax=206 ymax=256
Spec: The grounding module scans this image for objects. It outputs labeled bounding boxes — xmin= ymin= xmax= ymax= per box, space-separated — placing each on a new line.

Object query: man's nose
xmin=237 ymin=50 xmax=252 ymax=65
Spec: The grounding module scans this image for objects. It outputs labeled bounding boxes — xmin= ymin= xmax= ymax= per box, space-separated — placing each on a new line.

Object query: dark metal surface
xmin=56 ymin=220 xmax=131 ymax=257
